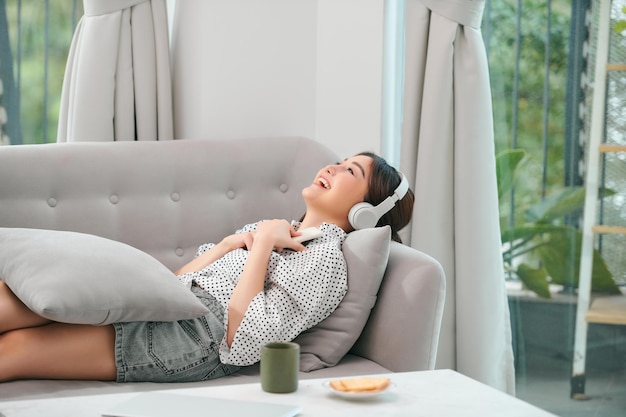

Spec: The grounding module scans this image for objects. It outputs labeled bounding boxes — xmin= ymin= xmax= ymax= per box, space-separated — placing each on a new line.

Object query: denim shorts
xmin=113 ymin=286 xmax=240 ymax=383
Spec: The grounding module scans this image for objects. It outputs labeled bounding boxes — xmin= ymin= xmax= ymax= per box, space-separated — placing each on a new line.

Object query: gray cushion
xmin=295 ymin=226 xmax=391 ymax=371
xmin=0 ymin=228 xmax=209 ymax=325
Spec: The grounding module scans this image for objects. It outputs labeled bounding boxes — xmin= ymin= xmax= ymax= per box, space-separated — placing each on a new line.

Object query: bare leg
xmin=0 ymin=281 xmax=51 ymax=333
xmin=0 ymin=322 xmax=117 ymax=382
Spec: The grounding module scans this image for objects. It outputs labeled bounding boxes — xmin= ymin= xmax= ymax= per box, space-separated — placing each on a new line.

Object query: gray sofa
xmin=0 ymin=136 xmax=445 ymax=401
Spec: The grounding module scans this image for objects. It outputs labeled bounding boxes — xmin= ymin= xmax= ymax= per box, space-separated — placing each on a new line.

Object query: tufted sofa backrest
xmin=0 ymin=137 xmax=338 ymax=270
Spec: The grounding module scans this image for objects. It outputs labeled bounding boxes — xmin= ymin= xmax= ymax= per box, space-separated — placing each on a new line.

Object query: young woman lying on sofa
xmin=0 ymin=152 xmax=414 ymax=383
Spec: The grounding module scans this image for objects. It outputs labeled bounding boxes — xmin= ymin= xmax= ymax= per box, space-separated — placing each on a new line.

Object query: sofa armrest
xmin=350 ymin=241 xmax=446 ymax=371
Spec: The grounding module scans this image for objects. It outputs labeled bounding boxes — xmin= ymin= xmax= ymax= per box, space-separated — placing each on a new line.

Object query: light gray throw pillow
xmin=0 ymin=228 xmax=209 ymax=325
xmin=294 ymin=226 xmax=391 ymax=371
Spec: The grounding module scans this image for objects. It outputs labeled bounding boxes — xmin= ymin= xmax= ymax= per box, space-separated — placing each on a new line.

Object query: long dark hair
xmin=357 ymin=152 xmax=414 ymax=243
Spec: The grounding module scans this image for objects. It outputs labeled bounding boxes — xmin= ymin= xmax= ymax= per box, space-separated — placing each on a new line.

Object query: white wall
xmin=170 ymin=0 xmax=385 ymax=159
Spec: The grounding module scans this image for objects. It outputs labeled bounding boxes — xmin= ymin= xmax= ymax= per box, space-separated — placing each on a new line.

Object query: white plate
xmin=323 ymin=380 xmax=396 ymax=399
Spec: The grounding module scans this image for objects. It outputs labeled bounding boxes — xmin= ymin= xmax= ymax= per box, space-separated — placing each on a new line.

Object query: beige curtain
xmin=401 ymin=0 xmax=515 ymax=394
xmin=57 ymin=0 xmax=173 ymax=142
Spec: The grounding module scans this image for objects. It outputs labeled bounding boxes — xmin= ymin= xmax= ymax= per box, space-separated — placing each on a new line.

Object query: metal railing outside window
xmin=482 ymin=0 xmax=626 ymax=288
xmin=483 ymin=0 xmax=583 ymax=223
xmin=486 ymin=0 xmax=624 ymax=287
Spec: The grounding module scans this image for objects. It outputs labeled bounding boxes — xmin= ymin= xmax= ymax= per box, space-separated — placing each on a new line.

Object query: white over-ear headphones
xmin=348 ymin=172 xmax=409 ymax=230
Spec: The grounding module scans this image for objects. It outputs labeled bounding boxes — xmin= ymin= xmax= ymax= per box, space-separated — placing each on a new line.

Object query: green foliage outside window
xmin=5 ymin=1 xmax=81 ymax=144
xmin=486 ymin=0 xmax=624 ymax=296
xmin=486 ymin=0 xmax=571 ymax=218
xmin=497 ymin=149 xmax=620 ymax=298
xmin=615 ymin=6 xmax=626 ymax=34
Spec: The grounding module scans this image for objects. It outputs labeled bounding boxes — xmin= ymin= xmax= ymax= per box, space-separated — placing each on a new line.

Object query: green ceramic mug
xmin=260 ymin=342 xmax=300 ymax=393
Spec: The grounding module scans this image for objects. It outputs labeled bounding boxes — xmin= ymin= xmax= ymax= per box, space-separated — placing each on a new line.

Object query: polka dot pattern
xmin=177 ymin=222 xmax=348 ymax=366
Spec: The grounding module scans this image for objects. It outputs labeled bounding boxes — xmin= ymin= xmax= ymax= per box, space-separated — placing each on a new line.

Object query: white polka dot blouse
xmin=177 ymin=221 xmax=348 ymax=366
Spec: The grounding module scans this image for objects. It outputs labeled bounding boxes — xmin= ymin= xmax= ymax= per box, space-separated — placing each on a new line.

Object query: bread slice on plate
xmin=329 ymin=377 xmax=391 ymax=393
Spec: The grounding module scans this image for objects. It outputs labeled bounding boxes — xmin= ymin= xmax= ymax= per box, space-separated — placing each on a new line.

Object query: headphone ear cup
xmin=348 ymin=172 xmax=408 ymax=231
xmin=348 ymin=202 xmax=378 ymax=230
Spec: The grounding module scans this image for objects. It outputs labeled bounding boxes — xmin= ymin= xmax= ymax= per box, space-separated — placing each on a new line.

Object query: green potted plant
xmin=497 ymin=148 xmax=621 ymax=298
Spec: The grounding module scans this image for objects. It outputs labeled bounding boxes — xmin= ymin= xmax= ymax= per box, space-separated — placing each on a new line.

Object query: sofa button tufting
xmin=47 ymin=198 xmax=57 ymax=207
xmin=171 ymin=192 xmax=180 ymax=202
xmin=109 ymin=195 xmax=119 ymax=204
xmin=279 ymin=183 xmax=288 ymax=193
xmin=226 ymin=190 xmax=236 ymax=200
xmin=175 ymin=248 xmax=184 ymax=256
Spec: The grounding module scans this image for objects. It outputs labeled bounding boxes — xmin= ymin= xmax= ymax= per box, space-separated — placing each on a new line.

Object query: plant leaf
xmin=496 ymin=149 xmax=527 ymax=200
xmin=537 ymin=229 xmax=620 ymax=294
xmin=525 ymin=187 xmax=585 ymax=222
xmin=515 ymin=263 xmax=552 ymax=298
xmin=589 ymin=248 xmax=622 ymax=293
xmin=525 ymin=187 xmax=616 ymax=223
xmin=501 ymin=224 xmax=567 ymax=245
xmin=536 ymin=227 xmax=578 ymax=288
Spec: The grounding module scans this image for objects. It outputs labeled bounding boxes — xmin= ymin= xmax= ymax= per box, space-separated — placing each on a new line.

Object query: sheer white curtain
xmin=400 ymin=0 xmax=515 ymax=394
xmin=57 ymin=0 xmax=173 ymax=142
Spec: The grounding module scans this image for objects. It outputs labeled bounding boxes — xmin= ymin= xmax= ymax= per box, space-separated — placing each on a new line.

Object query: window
xmin=0 ymin=0 xmax=81 ymax=145
xmin=382 ymin=0 xmax=405 ymax=168
xmin=485 ymin=0 xmax=626 ymax=414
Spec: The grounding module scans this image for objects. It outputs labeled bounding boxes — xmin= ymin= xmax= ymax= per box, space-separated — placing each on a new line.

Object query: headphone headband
xmin=392 ymin=172 xmax=409 ymax=202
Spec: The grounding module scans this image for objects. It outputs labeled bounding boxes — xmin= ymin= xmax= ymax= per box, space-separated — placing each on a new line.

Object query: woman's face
xmin=302 ymin=155 xmax=373 ymax=227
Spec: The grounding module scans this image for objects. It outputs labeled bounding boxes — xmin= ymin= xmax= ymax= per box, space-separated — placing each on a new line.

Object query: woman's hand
xmin=175 ymin=219 xmax=304 ymax=276
xmin=219 ymin=231 xmax=255 ymax=252
xmin=254 ymin=219 xmax=306 ymax=252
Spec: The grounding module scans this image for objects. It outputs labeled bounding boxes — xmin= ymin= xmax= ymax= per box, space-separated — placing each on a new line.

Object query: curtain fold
xmin=401 ymin=0 xmax=515 ymax=394
xmin=57 ymin=0 xmax=173 ymax=142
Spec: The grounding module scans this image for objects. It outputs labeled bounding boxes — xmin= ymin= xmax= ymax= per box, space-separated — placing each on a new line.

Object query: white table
xmin=0 ymin=370 xmax=557 ymax=417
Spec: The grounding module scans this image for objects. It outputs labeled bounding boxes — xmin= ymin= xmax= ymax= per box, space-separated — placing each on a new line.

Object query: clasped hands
xmin=222 ymin=219 xmax=306 ymax=253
